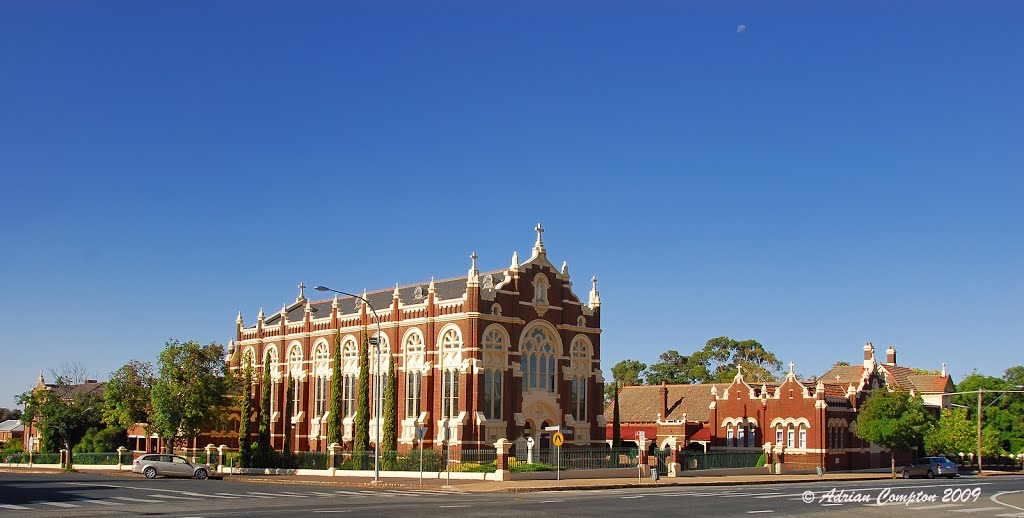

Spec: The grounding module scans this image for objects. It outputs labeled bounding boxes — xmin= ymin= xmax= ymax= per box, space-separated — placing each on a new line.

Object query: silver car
xmin=131 ymin=454 xmax=215 ymax=480
xmin=901 ymin=456 xmax=959 ymax=479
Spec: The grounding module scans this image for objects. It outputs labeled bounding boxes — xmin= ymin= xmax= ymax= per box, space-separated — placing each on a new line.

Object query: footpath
xmin=2 ymin=466 xmax=1019 ymax=493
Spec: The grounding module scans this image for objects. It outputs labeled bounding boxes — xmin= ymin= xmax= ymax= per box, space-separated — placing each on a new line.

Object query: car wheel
xmin=143 ymin=467 xmax=157 ymax=479
xmin=195 ymin=468 xmax=208 ymax=480
xmin=926 ymin=470 xmax=934 ymax=479
xmin=902 ymin=469 xmax=912 ymax=479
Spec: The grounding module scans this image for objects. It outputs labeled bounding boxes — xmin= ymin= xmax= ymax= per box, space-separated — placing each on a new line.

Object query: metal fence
xmin=680 ymin=451 xmax=763 ymax=470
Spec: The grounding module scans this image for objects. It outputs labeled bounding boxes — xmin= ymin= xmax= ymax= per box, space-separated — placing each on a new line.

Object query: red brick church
xmin=227 ymin=225 xmax=606 ymax=452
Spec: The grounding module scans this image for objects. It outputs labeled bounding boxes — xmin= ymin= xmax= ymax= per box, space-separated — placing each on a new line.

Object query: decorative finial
xmin=428 ymin=276 xmax=436 ymax=292
xmin=38 ymin=370 xmax=44 ymax=384
xmin=533 ymin=223 xmax=546 ymax=253
xmin=788 ymin=361 xmax=795 ymax=376
xmin=258 ymin=307 xmax=265 ymax=320
xmin=331 ymin=294 xmax=339 ymax=310
xmin=393 ymin=282 xmax=401 ymax=298
xmin=588 ymin=275 xmax=601 ymax=308
xmin=736 ymin=364 xmax=744 ymax=379
xmin=941 ymin=363 xmax=947 ymax=377
xmin=561 ymin=260 xmax=569 ymax=275
xmin=305 ymin=299 xmax=312 ymax=313
xmin=511 ymin=250 xmax=519 ymax=269
xmin=237 ymin=311 xmax=243 ymax=324
xmin=468 ymin=252 xmax=480 ymax=286
xmin=471 ymin=251 xmax=478 ymax=270
xmin=297 ymin=281 xmax=306 ymax=302
xmin=281 ymin=303 xmax=288 ymax=322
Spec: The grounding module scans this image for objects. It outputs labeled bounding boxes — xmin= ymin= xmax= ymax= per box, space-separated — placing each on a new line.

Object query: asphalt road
xmin=0 ymin=472 xmax=1021 ymax=517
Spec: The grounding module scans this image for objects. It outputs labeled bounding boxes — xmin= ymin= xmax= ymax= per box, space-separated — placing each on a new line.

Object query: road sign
xmin=416 ymin=426 xmax=428 ymax=441
xmin=369 ymin=337 xmax=379 ymax=345
xmin=544 ymin=426 xmax=560 ymax=432
xmin=544 ymin=426 xmax=573 ymax=434
xmin=552 ymin=432 xmax=564 ymax=447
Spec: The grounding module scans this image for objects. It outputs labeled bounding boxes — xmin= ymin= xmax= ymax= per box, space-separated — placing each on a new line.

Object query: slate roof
xmin=603 ymin=384 xmax=731 ymax=424
xmin=259 ymin=271 xmax=508 ymax=327
xmin=0 ymin=420 xmax=23 ymax=433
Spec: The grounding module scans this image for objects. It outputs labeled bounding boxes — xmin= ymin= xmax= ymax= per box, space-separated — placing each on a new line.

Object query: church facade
xmin=228 ymin=226 xmax=605 ymax=452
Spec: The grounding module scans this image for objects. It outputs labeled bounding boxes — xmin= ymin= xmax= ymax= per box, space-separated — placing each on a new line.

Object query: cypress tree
xmin=238 ymin=358 xmax=253 ymax=467
xmin=327 ymin=331 xmax=343 ymax=446
xmin=257 ymin=351 xmax=273 ymax=460
xmin=612 ymin=382 xmax=622 ymax=448
xmin=282 ymin=374 xmax=293 ymax=455
xmin=353 ymin=327 xmax=370 ymax=456
xmin=381 ymin=350 xmax=398 ymax=460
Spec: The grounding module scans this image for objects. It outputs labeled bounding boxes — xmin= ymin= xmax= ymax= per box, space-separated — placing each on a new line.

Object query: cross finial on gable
xmin=789 ymin=361 xmax=795 ymax=375
xmin=297 ymin=282 xmax=306 ymax=302
xmin=534 ymin=222 xmax=546 ymax=253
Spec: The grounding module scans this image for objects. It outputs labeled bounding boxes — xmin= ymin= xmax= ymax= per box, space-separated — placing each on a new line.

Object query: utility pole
xmin=977 ymin=389 xmax=983 ymax=476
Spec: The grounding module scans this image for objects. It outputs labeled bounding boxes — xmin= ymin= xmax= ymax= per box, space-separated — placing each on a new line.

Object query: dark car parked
xmin=901 ymin=456 xmax=959 ymax=479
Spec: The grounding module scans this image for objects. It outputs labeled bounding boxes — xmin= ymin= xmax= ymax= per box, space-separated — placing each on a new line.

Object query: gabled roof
xmin=603 ymin=384 xmax=731 ymax=424
xmin=0 ymin=420 xmax=23 ymax=433
xmin=820 ymin=365 xmax=867 ymax=385
xmin=908 ymin=374 xmax=953 ymax=393
xmin=879 ymin=365 xmax=915 ymax=390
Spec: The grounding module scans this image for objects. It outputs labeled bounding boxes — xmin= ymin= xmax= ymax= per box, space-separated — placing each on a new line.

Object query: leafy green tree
xmin=954 ymin=370 xmax=1023 ymax=454
xmin=611 ymin=382 xmax=621 ymax=448
xmin=150 ymin=339 xmax=229 ymax=454
xmin=605 ymin=359 xmax=647 ymax=403
xmin=645 ymin=350 xmax=708 ymax=385
xmin=381 ymin=350 xmax=398 ymax=457
xmin=691 ymin=337 xmax=782 ymax=383
xmin=75 ymin=426 xmax=125 ymax=453
xmin=102 ymin=360 xmax=154 ymax=434
xmin=282 ymin=375 xmax=293 ymax=455
xmin=327 ymin=332 xmax=343 ymax=446
xmin=0 ymin=408 xmax=22 ymax=422
xmin=256 ymin=351 xmax=272 ymax=457
xmin=238 ymin=356 xmax=253 ymax=467
xmin=18 ymin=373 xmax=103 ymax=469
xmin=2 ymin=437 xmax=23 ymax=456
xmin=925 ymin=408 xmax=1001 ymax=457
xmin=354 ymin=328 xmax=370 ymax=455
xmin=856 ymin=388 xmax=935 ymax=477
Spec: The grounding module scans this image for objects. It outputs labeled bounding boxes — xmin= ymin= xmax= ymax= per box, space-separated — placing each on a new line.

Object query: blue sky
xmin=1 ymin=1 xmax=1021 ymax=408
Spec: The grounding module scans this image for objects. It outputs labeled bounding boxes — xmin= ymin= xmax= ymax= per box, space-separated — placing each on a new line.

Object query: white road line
xmin=306 ymin=491 xmax=337 ymax=497
xmin=995 ymin=514 xmax=1024 ymax=517
xmin=359 ymin=490 xmax=395 ymax=497
xmin=333 ymin=491 xmax=367 ymax=497
xmin=280 ymin=491 xmax=315 ymax=497
xmin=539 ymin=500 xmax=563 ymax=503
xmin=906 ymin=503 xmax=963 ymax=511
xmin=75 ymin=499 xmax=124 ymax=506
xmin=210 ymin=493 xmax=245 ymax=498
xmin=0 ymin=504 xmax=31 ymax=510
xmin=439 ymin=505 xmax=469 ymax=508
xmin=951 ymin=508 xmax=1007 ymax=514
xmin=993 ymin=491 xmax=1024 ymax=512
xmin=242 ymin=492 xmax=277 ymax=498
xmin=747 ymin=511 xmax=774 ymax=514
xmin=35 ymin=501 xmax=81 ymax=508
xmin=111 ymin=496 xmax=164 ymax=503
xmin=314 ymin=511 xmax=352 ymax=514
xmin=148 ymin=494 xmax=201 ymax=500
xmin=821 ymin=503 xmax=843 ymax=507
xmin=621 ymin=495 xmax=645 ymax=499
xmin=181 ymin=492 xmax=236 ymax=499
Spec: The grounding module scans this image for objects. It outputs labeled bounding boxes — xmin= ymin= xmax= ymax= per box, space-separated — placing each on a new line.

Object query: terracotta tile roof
xmin=908 ymin=374 xmax=952 ymax=393
xmin=880 ymin=365 xmax=915 ymax=390
xmin=603 ymin=383 xmax=730 ymax=424
xmin=822 ymin=383 xmax=849 ymax=397
xmin=819 ymin=365 xmax=866 ymax=385
xmin=689 ymin=428 xmax=711 ymax=441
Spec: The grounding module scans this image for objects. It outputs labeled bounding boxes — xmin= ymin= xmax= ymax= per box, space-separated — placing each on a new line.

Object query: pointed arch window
xmin=404 ymin=330 xmax=425 ymax=419
xmin=288 ymin=345 xmax=303 ymax=415
xmin=440 ymin=327 xmax=462 ymax=418
xmin=482 ymin=326 xmax=508 ymax=420
xmin=313 ymin=342 xmax=329 ymax=418
xmin=341 ymin=338 xmax=359 ymax=418
xmin=521 ymin=326 xmax=556 ymax=393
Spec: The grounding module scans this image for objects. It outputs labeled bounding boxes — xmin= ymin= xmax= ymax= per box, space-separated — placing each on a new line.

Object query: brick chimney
xmin=660 ymin=381 xmax=668 ymax=420
xmin=863 ymin=342 xmax=874 ymax=369
xmin=886 ymin=346 xmax=896 ymax=366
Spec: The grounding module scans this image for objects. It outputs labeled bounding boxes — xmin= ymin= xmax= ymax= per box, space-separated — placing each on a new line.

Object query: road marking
xmin=992 ymin=491 xmax=1024 ymax=512
xmin=241 ymin=492 xmax=277 ymax=498
xmin=148 ymin=494 xmax=201 ymax=500
xmin=306 ymin=491 xmax=337 ymax=497
xmin=906 ymin=503 xmax=962 ymax=511
xmin=951 ymin=508 xmax=1007 ymax=514
xmin=210 ymin=493 xmax=245 ymax=498
xmin=621 ymin=495 xmax=645 ymax=499
xmin=995 ymin=514 xmax=1024 ymax=517
xmin=539 ymin=500 xmax=563 ymax=503
xmin=314 ymin=511 xmax=352 ymax=514
xmin=35 ymin=501 xmax=81 ymax=508
xmin=75 ymin=498 xmax=124 ymax=506
xmin=0 ymin=504 xmax=31 ymax=510
xmin=279 ymin=491 xmax=315 ymax=497
xmin=333 ymin=491 xmax=367 ymax=497
xmin=747 ymin=511 xmax=774 ymax=514
xmin=439 ymin=505 xmax=469 ymax=508
xmin=821 ymin=503 xmax=843 ymax=507
xmin=180 ymin=492 xmax=235 ymax=499
xmin=111 ymin=496 xmax=164 ymax=503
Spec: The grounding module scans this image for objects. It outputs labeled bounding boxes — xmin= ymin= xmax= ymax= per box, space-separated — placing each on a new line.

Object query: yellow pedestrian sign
xmin=552 ymin=432 xmax=564 ymax=447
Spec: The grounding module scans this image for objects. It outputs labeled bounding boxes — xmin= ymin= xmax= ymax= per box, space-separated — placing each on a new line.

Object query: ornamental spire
xmin=393 ymin=282 xmax=401 ymax=299
xmin=428 ymin=276 xmax=436 ymax=293
xmin=258 ymin=307 xmax=265 ymax=321
xmin=297 ymin=281 xmax=306 ymax=302
xmin=561 ymin=260 xmax=569 ymax=276
xmin=331 ymin=294 xmax=339 ymax=310
xmin=468 ymin=252 xmax=480 ymax=286
xmin=237 ymin=311 xmax=243 ymax=325
xmin=511 ymin=250 xmax=519 ymax=270
xmin=534 ymin=222 xmax=545 ymax=253
xmin=588 ymin=276 xmax=601 ymax=308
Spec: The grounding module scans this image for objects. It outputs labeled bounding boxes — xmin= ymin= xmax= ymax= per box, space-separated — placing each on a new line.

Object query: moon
xmin=737 ymin=24 xmax=747 ymax=33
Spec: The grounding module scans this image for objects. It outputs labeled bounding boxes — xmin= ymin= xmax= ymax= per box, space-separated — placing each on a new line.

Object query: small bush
xmin=510 ymin=461 xmax=559 ymax=472
xmin=756 ymin=453 xmax=767 ymax=467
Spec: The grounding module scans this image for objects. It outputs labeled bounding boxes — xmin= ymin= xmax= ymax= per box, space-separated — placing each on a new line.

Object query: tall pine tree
xmin=327 ymin=331 xmax=343 ymax=446
xmin=612 ymin=382 xmax=621 ymax=448
xmin=257 ymin=351 xmax=273 ymax=458
xmin=381 ymin=350 xmax=398 ymax=458
xmin=353 ymin=327 xmax=370 ymax=455
xmin=282 ymin=374 xmax=293 ymax=455
xmin=238 ymin=357 xmax=253 ymax=467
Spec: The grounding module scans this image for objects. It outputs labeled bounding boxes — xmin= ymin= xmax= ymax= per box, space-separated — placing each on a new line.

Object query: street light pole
xmin=315 ymin=285 xmax=383 ymax=483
